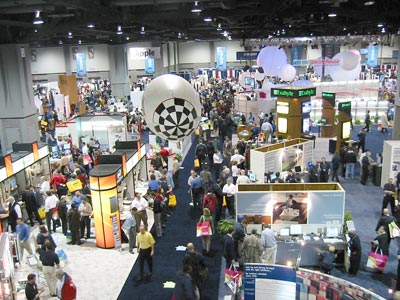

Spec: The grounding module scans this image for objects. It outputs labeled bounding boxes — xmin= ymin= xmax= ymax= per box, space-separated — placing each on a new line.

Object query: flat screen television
xmin=245 ymin=77 xmax=255 ymax=89
xmin=321 ymin=117 xmax=327 ymax=124
xmin=302 ymin=117 xmax=311 ymax=134
xmin=110 ymin=195 xmax=119 ymax=214
xmin=280 ymin=228 xmax=290 ymax=237
xmin=294 ymin=166 xmax=302 ymax=173
xmin=277 ymin=117 xmax=288 ymax=134
xmin=10 ymin=177 xmax=17 ymax=190
xmin=301 ymin=101 xmax=312 ymax=114
xmin=341 ymin=121 xmax=351 ymax=139
xmin=326 ymin=226 xmax=339 ymax=238
xmin=63 ymin=144 xmax=71 ymax=150
xmin=249 ymin=173 xmax=256 ymax=182
xmin=270 ymin=173 xmax=276 ymax=181
xmin=276 ymin=101 xmax=289 ymax=114
xmin=290 ymin=224 xmax=302 ymax=236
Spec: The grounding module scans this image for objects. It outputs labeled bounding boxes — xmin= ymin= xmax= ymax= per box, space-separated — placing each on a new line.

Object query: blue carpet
xmin=118 ymin=136 xmax=222 ymax=300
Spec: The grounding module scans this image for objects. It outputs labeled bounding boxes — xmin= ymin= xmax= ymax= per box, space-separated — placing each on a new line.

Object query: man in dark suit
xmin=348 ymin=230 xmax=362 ymax=276
xmin=22 ymin=186 xmax=43 ymax=227
xmin=222 ymin=227 xmax=236 ymax=267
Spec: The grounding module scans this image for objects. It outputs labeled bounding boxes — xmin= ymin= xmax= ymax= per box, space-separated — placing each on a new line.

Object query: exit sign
xmin=271 ymin=87 xmax=316 ymax=98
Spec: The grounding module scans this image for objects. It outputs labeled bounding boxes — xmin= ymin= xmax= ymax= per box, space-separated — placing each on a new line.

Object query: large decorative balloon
xmin=279 ymin=64 xmax=297 ymax=81
xmin=329 ymin=63 xmax=361 ymax=81
xmin=142 ymin=74 xmax=201 ymax=140
xmin=340 ymin=51 xmax=360 ymax=71
xmin=291 ymin=79 xmax=314 ymax=87
xmin=257 ymin=46 xmax=287 ymax=77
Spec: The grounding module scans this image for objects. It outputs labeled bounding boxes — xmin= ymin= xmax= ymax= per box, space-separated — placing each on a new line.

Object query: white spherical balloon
xmin=292 ymin=80 xmax=314 ymax=87
xmin=257 ymin=46 xmax=287 ymax=77
xmin=279 ymin=64 xmax=297 ymax=81
xmin=142 ymin=74 xmax=201 ymax=140
xmin=340 ymin=51 xmax=360 ymax=71
xmin=254 ymin=70 xmax=265 ymax=81
xmin=330 ymin=63 xmax=361 ymax=81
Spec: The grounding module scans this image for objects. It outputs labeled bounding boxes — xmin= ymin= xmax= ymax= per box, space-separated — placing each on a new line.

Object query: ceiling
xmin=0 ymin=0 xmax=399 ymax=47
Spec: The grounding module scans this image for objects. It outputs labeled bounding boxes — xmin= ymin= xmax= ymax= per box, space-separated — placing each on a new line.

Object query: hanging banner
xmin=145 ymin=57 xmax=155 ymax=74
xmin=290 ymin=46 xmax=302 ymax=64
xmin=76 ymin=53 xmax=86 ymax=77
xmin=216 ymin=47 xmax=227 ymax=70
xmin=367 ymin=44 xmax=379 ymax=67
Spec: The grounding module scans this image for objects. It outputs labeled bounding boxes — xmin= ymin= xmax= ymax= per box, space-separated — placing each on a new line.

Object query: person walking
xmin=37 ymin=241 xmax=60 ymax=297
xmin=79 ymin=197 xmax=92 ymax=239
xmin=348 ymin=230 xmax=361 ymax=276
xmin=122 ymin=207 xmax=137 ymax=253
xmin=382 ymin=178 xmax=397 ymax=215
xmin=7 ymin=196 xmax=22 ymax=232
xmin=222 ymin=227 xmax=236 ymax=267
xmin=260 ymin=225 xmax=277 ymax=264
xmin=136 ymin=225 xmax=155 ymax=281
xmin=16 ymin=218 xmax=34 ymax=262
xmin=67 ymin=203 xmax=82 ymax=245
xmin=199 ymin=208 xmax=214 ymax=255
xmin=183 ymin=243 xmax=207 ymax=299
xmin=331 ymin=151 xmax=341 ymax=182
xmin=375 ymin=208 xmax=397 ymax=248
xmin=22 ymin=185 xmax=43 ymax=226
xmin=174 ymin=264 xmax=197 ymax=300
xmin=357 ymin=128 xmax=366 ymax=153
xmin=344 ymin=148 xmax=357 ymax=180
xmin=44 ymin=191 xmax=58 ymax=233
xmin=131 ymin=192 xmax=149 ymax=231
xmin=55 ymin=269 xmax=77 ymax=300
xmin=222 ymin=179 xmax=236 ymax=218
xmin=58 ymin=196 xmax=69 ymax=235
xmin=365 ymin=110 xmax=371 ymax=132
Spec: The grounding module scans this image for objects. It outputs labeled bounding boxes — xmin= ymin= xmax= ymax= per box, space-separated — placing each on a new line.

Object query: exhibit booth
xmin=249 ymin=138 xmax=314 ymax=183
xmin=89 ymin=142 xmax=146 ymax=249
xmin=243 ymin=264 xmax=385 ymax=300
xmin=236 ymin=183 xmax=347 ymax=267
xmin=381 ymin=140 xmax=400 ymax=188
xmin=0 ymin=234 xmax=17 ymax=300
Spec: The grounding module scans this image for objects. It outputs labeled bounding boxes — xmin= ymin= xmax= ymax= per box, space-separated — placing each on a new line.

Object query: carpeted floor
xmin=118 ymin=136 xmax=222 ymax=300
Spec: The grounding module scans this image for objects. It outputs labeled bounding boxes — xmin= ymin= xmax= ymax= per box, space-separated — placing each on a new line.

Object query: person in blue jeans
xmin=344 ymin=147 xmax=357 ymax=179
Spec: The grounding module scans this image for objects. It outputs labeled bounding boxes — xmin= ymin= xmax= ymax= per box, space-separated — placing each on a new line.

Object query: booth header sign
xmin=322 ymin=92 xmax=336 ymax=99
xmin=236 ymin=51 xmax=259 ymax=60
xmin=129 ymin=47 xmax=161 ymax=60
xmin=76 ymin=53 xmax=86 ymax=77
xmin=0 ymin=167 xmax=6 ymax=182
xmin=271 ymin=87 xmax=316 ymax=98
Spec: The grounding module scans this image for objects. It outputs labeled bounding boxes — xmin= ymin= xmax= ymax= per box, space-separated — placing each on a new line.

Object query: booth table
xmin=276 ymin=238 xmax=347 ymax=267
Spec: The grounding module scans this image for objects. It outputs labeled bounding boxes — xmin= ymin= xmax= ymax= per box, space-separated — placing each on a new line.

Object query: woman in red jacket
xmin=55 ymin=269 xmax=77 ymax=300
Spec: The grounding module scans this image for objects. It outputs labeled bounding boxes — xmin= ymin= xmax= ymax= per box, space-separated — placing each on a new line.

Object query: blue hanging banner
xmin=216 ymin=47 xmax=227 ymax=70
xmin=367 ymin=45 xmax=379 ymax=67
xmin=145 ymin=57 xmax=155 ymax=74
xmin=290 ymin=46 xmax=302 ymax=64
xmin=76 ymin=53 xmax=86 ymax=77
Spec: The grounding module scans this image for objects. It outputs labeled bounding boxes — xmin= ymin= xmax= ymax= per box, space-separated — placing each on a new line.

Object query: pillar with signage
xmin=336 ymin=101 xmax=352 ymax=153
xmin=321 ymin=92 xmax=336 ymax=138
xmin=58 ymin=74 xmax=85 ymax=114
xmin=273 ymin=87 xmax=316 ymax=139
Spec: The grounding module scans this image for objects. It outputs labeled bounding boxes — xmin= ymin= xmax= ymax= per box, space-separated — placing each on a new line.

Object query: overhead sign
xmin=367 ymin=44 xmax=379 ymax=67
xmin=130 ymin=47 xmax=161 ymax=59
xmin=236 ymin=51 xmax=259 ymax=61
xmin=338 ymin=101 xmax=351 ymax=111
xmin=322 ymin=92 xmax=336 ymax=99
xmin=216 ymin=47 xmax=227 ymax=70
xmin=271 ymin=87 xmax=316 ymax=98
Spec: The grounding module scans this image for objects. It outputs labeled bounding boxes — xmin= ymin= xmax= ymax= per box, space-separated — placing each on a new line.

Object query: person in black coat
xmin=211 ymin=181 xmax=224 ymax=222
xmin=182 ymin=243 xmax=207 ymax=295
xmin=348 ymin=230 xmax=362 ymax=276
xmin=371 ymin=225 xmax=389 ymax=256
xmin=174 ymin=264 xmax=196 ymax=300
xmin=22 ymin=186 xmax=43 ymax=226
xmin=222 ymin=227 xmax=236 ymax=267
xmin=331 ymin=151 xmax=341 ymax=182
xmin=375 ymin=208 xmax=397 ymax=247
xmin=58 ymin=196 xmax=69 ymax=235
xmin=25 ymin=273 xmax=44 ymax=300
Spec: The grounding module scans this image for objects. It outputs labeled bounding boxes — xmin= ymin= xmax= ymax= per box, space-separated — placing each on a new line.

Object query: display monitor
xmin=277 ymin=117 xmax=288 ymax=134
xmin=10 ymin=177 xmax=17 ymax=190
xmin=326 ymin=226 xmax=339 ymax=238
xmin=301 ymin=101 xmax=312 ymax=114
xmin=245 ymin=77 xmax=255 ymax=89
xmin=290 ymin=224 xmax=302 ymax=236
xmin=341 ymin=121 xmax=351 ymax=139
xmin=249 ymin=172 xmax=256 ymax=182
xmin=110 ymin=196 xmax=119 ymax=214
xmin=302 ymin=117 xmax=311 ymax=134
xmin=63 ymin=144 xmax=71 ymax=150
xmin=280 ymin=228 xmax=290 ymax=237
xmin=321 ymin=118 xmax=327 ymax=124
xmin=246 ymin=224 xmax=262 ymax=235
xmin=276 ymin=101 xmax=289 ymax=114
xmin=294 ymin=166 xmax=302 ymax=173
xmin=270 ymin=173 xmax=276 ymax=181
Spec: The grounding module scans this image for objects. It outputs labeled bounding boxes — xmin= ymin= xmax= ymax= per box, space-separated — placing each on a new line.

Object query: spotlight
xmin=286 ymin=261 xmax=293 ymax=267
xmin=381 ymin=28 xmax=386 ymax=33
xmin=58 ymin=40 xmax=63 ymax=45
xmin=140 ymin=26 xmax=145 ymax=35
xmin=125 ymin=36 xmax=130 ymax=41
xmin=78 ymin=40 xmax=82 ymax=44
xmin=217 ymin=23 xmax=222 ymax=31
xmin=203 ymin=17 xmax=212 ymax=22
xmin=116 ymin=25 xmax=123 ymax=35
xmin=377 ymin=23 xmax=384 ymax=27
xmin=87 ymin=23 xmax=95 ymax=28
xmin=328 ymin=13 xmax=337 ymax=17
xmin=191 ymin=1 xmax=202 ymax=13
xmin=364 ymin=1 xmax=375 ymax=5
xmin=33 ymin=11 xmax=44 ymax=25
xmin=67 ymin=32 xmax=73 ymax=39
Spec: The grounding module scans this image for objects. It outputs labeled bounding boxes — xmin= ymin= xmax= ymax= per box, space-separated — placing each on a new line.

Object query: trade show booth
xmin=0 ymin=234 xmax=17 ymax=300
xmin=381 ymin=140 xmax=400 ymax=188
xmin=236 ymin=183 xmax=346 ymax=267
xmin=89 ymin=142 xmax=146 ymax=249
xmin=249 ymin=138 xmax=314 ymax=183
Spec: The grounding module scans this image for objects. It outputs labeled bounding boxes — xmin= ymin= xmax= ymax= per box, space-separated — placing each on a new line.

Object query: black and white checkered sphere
xmin=142 ymin=74 xmax=201 ymax=141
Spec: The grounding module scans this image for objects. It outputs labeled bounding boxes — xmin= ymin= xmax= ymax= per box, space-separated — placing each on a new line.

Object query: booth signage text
xmin=322 ymin=92 xmax=336 ymax=99
xmin=129 ymin=47 xmax=161 ymax=59
xmin=271 ymin=87 xmax=316 ymax=98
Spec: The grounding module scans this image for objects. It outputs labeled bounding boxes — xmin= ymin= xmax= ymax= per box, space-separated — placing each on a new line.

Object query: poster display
xmin=236 ymin=190 xmax=344 ymax=225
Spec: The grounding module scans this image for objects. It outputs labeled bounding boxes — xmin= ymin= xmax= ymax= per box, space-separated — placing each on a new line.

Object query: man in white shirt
xmin=236 ymin=170 xmax=250 ymax=184
xmin=79 ymin=198 xmax=93 ymax=239
xmin=231 ymin=149 xmax=245 ymax=169
xmin=213 ymin=149 xmax=224 ymax=179
xmin=148 ymin=165 xmax=162 ymax=180
xmin=261 ymin=120 xmax=273 ymax=143
xmin=260 ymin=225 xmax=277 ymax=264
xmin=40 ymin=176 xmax=50 ymax=194
xmin=222 ymin=179 xmax=236 ymax=218
xmin=130 ymin=192 xmax=148 ymax=232
xmin=45 ymin=191 xmax=59 ymax=233
xmin=81 ymin=142 xmax=89 ymax=156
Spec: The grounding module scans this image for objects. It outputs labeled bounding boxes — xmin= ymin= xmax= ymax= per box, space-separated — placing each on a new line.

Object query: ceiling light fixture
xmin=381 ymin=28 xmax=385 ymax=33
xmin=87 ymin=23 xmax=95 ymax=28
xmin=140 ymin=26 xmax=145 ymax=35
xmin=377 ymin=23 xmax=384 ymax=27
xmin=126 ymin=36 xmax=130 ymax=41
xmin=116 ymin=25 xmax=123 ymax=35
xmin=67 ymin=32 xmax=73 ymax=38
xmin=59 ymin=40 xmax=63 ymax=45
xmin=191 ymin=1 xmax=202 ymax=13
xmin=33 ymin=11 xmax=44 ymax=25
xmin=364 ymin=1 xmax=375 ymax=5
xmin=203 ymin=17 xmax=212 ymax=22
xmin=328 ymin=13 xmax=337 ymax=17
xmin=217 ymin=23 xmax=222 ymax=31
xmin=222 ymin=31 xmax=228 ymax=37
xmin=78 ymin=40 xmax=82 ymax=44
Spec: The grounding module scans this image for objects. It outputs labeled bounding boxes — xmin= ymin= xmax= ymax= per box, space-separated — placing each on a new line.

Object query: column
xmin=393 ymin=35 xmax=400 ymax=140
xmin=0 ymin=44 xmax=39 ymax=153
xmin=108 ymin=45 xmax=130 ymax=99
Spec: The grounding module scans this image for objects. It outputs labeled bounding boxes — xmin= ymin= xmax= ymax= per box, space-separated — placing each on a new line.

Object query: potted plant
xmin=217 ymin=218 xmax=236 ymax=235
xmin=342 ymin=210 xmax=353 ymax=235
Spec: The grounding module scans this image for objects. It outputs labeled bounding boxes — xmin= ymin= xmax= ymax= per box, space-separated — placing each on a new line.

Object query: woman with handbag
xmin=198 ymin=208 xmax=213 ymax=255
